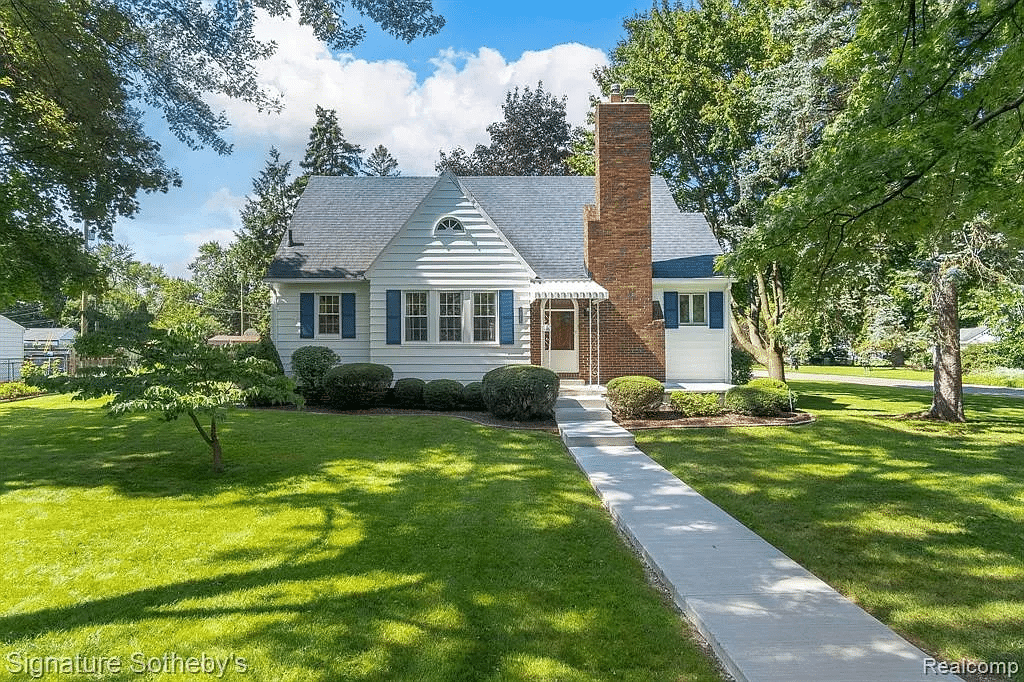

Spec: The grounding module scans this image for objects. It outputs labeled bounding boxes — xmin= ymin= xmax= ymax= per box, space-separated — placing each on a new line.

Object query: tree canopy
xmin=436 ymin=83 xmax=582 ymax=176
xmin=1 ymin=0 xmax=443 ymax=305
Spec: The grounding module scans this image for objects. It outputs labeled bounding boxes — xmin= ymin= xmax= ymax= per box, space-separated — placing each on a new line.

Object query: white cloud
xmin=212 ymin=13 xmax=608 ymax=175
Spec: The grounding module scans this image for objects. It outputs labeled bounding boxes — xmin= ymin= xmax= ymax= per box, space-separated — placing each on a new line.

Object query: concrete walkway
xmin=555 ymin=386 xmax=962 ymax=682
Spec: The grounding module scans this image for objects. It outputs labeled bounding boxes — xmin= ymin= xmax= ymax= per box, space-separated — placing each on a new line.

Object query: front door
xmin=544 ymin=300 xmax=578 ymax=373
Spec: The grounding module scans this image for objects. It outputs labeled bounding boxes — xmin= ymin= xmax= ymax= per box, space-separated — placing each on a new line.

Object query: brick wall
xmin=583 ymin=96 xmax=665 ymax=381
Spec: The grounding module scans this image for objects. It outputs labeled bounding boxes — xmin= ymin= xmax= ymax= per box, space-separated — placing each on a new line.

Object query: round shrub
xmin=482 ymin=365 xmax=559 ymax=421
xmin=461 ymin=381 xmax=486 ymax=411
xmin=392 ymin=377 xmax=426 ymax=408
xmin=323 ymin=362 xmax=393 ymax=409
xmin=605 ymin=375 xmax=664 ymax=419
xmin=423 ymin=379 xmax=464 ymax=411
xmin=290 ymin=346 xmax=339 ymax=404
xmin=747 ymin=377 xmax=788 ymax=391
xmin=669 ymin=391 xmax=722 ymax=418
xmin=724 ymin=386 xmax=790 ymax=417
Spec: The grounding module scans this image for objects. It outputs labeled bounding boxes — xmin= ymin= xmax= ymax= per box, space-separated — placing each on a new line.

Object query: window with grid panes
xmin=439 ymin=292 xmax=462 ymax=342
xmin=473 ymin=292 xmax=496 ymax=342
xmin=319 ymin=295 xmax=340 ymax=334
xmin=405 ymin=291 xmax=427 ymax=341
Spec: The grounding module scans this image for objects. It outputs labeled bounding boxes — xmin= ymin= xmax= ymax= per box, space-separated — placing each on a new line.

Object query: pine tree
xmin=364 ymin=145 xmax=401 ymax=176
xmin=300 ymin=106 xmax=364 ymax=177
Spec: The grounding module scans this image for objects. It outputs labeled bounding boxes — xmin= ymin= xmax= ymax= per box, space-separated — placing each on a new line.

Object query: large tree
xmin=1 ymin=0 xmax=443 ymax=305
xmin=436 ymin=83 xmax=581 ymax=176
xmin=599 ymin=0 xmax=795 ymax=379
xmin=299 ymin=105 xmax=364 ymax=178
xmin=752 ymin=0 xmax=1024 ymax=420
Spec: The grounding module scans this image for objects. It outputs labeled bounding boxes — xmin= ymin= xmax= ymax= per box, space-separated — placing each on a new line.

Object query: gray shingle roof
xmin=266 ymin=175 xmax=723 ymax=280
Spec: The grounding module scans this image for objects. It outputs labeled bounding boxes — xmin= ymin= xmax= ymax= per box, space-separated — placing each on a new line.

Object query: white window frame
xmin=433 ymin=216 xmax=466 ymax=236
xmin=318 ymin=294 xmax=340 ymax=336
xmin=680 ymin=293 xmax=707 ymax=326
xmin=404 ymin=291 xmax=428 ymax=342
xmin=438 ymin=291 xmax=463 ymax=342
xmin=473 ymin=292 xmax=497 ymax=343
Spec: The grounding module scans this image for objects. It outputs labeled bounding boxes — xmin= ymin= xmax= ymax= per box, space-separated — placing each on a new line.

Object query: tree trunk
xmin=928 ymin=268 xmax=965 ymax=422
xmin=731 ymin=262 xmax=787 ymax=383
xmin=210 ymin=416 xmax=224 ymax=473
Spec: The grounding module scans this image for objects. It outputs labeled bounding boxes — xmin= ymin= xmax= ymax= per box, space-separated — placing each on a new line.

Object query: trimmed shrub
xmin=423 ymin=379 xmax=464 ymax=411
xmin=669 ymin=391 xmax=722 ymax=418
xmin=747 ymin=377 xmax=788 ymax=391
xmin=461 ymin=381 xmax=486 ymax=411
xmin=323 ymin=363 xmax=393 ymax=409
xmin=392 ymin=377 xmax=426 ymax=408
xmin=731 ymin=346 xmax=755 ymax=385
xmin=725 ymin=386 xmax=790 ymax=417
xmin=482 ymin=365 xmax=559 ymax=421
xmin=0 ymin=382 xmax=44 ymax=401
xmin=606 ymin=375 xmax=664 ymax=419
xmin=290 ymin=346 xmax=338 ymax=404
xmin=254 ymin=335 xmax=285 ymax=373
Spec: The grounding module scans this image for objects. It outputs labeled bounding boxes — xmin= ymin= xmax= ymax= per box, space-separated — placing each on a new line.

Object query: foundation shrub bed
xmin=669 ymin=391 xmax=722 ymax=418
xmin=725 ymin=385 xmax=790 ymax=417
xmin=423 ymin=379 xmax=464 ymax=411
xmin=606 ymin=376 xmax=664 ymax=419
xmin=391 ymin=377 xmax=426 ymax=408
xmin=461 ymin=381 xmax=486 ymax=411
xmin=324 ymin=363 xmax=393 ymax=409
xmin=290 ymin=346 xmax=339 ymax=404
xmin=482 ymin=365 xmax=559 ymax=421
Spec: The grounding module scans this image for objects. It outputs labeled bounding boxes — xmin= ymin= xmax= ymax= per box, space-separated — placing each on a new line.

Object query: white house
xmin=0 ymin=315 xmax=26 ymax=382
xmin=266 ymin=93 xmax=731 ymax=385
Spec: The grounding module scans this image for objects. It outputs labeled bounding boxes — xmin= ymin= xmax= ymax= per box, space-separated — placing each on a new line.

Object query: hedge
xmin=669 ymin=391 xmax=722 ymax=418
xmin=290 ymin=346 xmax=338 ymax=404
xmin=606 ymin=375 xmax=664 ymax=419
xmin=724 ymin=385 xmax=790 ymax=417
xmin=392 ymin=377 xmax=426 ymax=408
xmin=423 ymin=379 xmax=464 ymax=411
xmin=323 ymin=363 xmax=393 ymax=409
xmin=482 ymin=365 xmax=559 ymax=421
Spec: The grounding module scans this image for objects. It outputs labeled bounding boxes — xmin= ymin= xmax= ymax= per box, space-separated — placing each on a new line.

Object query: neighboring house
xmin=960 ymin=326 xmax=999 ymax=346
xmin=0 ymin=315 xmax=25 ymax=382
xmin=266 ymin=92 xmax=730 ymax=384
xmin=24 ymin=327 xmax=77 ymax=375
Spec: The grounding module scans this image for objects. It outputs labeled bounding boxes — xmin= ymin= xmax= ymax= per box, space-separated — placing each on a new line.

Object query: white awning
xmin=530 ymin=280 xmax=609 ymax=300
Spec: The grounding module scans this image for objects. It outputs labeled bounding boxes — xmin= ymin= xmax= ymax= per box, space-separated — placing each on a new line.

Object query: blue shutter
xmin=341 ymin=293 xmax=356 ymax=339
xmin=709 ymin=291 xmax=725 ymax=329
xmin=499 ymin=290 xmax=514 ymax=345
xmin=386 ymin=290 xmax=401 ymax=345
xmin=300 ymin=293 xmax=315 ymax=338
xmin=663 ymin=291 xmax=678 ymax=329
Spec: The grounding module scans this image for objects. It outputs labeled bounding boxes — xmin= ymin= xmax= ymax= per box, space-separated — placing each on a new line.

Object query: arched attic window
xmin=433 ymin=216 xmax=466 ymax=236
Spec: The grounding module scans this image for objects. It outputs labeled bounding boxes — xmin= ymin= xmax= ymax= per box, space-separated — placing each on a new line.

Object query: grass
xmin=636 ymin=380 xmax=1024 ymax=678
xmin=0 ymin=394 xmax=722 ymax=682
xmin=781 ymin=364 xmax=1024 ymax=388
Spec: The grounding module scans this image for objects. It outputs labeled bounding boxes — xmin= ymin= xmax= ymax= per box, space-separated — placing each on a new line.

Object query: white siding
xmin=655 ymin=281 xmax=732 ymax=383
xmin=270 ymin=282 xmax=371 ymax=375
xmin=0 ymin=315 xmax=25 ymax=382
xmin=366 ymin=176 xmax=534 ymax=382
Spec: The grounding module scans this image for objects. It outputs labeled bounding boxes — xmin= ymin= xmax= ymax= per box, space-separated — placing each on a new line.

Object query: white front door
xmin=544 ymin=300 xmax=578 ymax=373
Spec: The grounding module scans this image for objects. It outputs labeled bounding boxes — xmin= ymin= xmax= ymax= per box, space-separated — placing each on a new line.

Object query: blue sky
xmin=115 ymin=0 xmax=657 ymax=277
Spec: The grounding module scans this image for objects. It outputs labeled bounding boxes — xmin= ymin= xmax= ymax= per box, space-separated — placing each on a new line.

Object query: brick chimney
xmin=583 ymin=87 xmax=665 ymax=380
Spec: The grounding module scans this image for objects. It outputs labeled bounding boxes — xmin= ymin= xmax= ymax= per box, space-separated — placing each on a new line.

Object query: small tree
xmin=48 ymin=317 xmax=301 ymax=473
xmin=364 ymin=144 xmax=400 ymax=176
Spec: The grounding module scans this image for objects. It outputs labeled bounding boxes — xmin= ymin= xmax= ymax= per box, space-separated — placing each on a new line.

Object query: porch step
xmin=555 ymin=406 xmax=612 ymax=423
xmin=556 ymin=396 xmax=608 ymax=410
xmin=559 ymin=421 xmax=636 ymax=447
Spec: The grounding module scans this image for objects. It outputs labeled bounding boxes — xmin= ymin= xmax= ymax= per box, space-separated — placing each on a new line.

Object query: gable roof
xmin=266 ymin=175 xmax=723 ymax=281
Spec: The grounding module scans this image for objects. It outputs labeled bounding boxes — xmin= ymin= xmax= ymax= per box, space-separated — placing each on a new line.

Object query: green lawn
xmin=782 ymin=364 xmax=1024 ymax=388
xmin=637 ymin=380 xmax=1024 ymax=678
xmin=0 ymin=395 xmax=721 ymax=682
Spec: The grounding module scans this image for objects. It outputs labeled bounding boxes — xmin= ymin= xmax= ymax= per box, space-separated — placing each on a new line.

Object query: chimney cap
xmin=624 ymin=88 xmax=637 ymax=102
xmin=609 ymin=83 xmax=623 ymax=103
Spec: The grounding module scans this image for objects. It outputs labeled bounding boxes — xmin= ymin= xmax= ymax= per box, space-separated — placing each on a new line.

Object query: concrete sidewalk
xmin=555 ymin=389 xmax=962 ymax=682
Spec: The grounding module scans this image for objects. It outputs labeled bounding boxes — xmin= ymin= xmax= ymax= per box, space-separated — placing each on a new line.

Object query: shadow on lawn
xmin=1 ymin=399 xmax=714 ymax=680
xmin=638 ymin=383 xmax=1024 ymax=671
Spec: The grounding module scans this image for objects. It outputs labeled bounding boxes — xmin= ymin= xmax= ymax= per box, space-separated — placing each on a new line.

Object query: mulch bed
xmin=292 ymin=404 xmax=813 ymax=431
xmin=616 ymin=409 xmax=814 ymax=429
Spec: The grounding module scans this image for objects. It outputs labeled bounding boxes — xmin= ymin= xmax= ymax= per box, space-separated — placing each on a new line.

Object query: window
xmin=679 ymin=293 xmax=707 ymax=326
xmin=405 ymin=291 xmax=427 ymax=341
xmin=434 ymin=217 xmax=465 ymax=235
xmin=319 ymin=295 xmax=340 ymax=334
xmin=439 ymin=292 xmax=462 ymax=342
xmin=473 ymin=292 xmax=496 ymax=342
